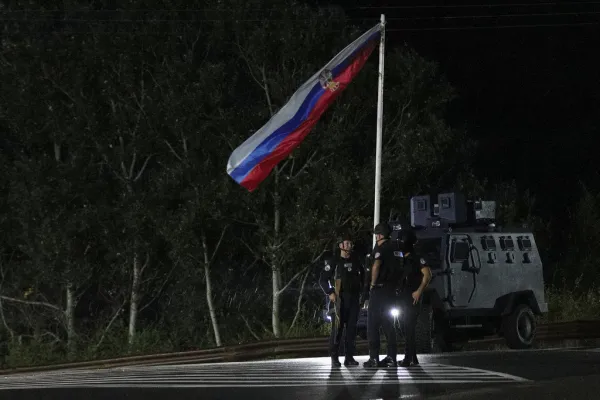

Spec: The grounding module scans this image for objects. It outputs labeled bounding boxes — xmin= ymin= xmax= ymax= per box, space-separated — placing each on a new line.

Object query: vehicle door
xmin=446 ymin=234 xmax=481 ymax=307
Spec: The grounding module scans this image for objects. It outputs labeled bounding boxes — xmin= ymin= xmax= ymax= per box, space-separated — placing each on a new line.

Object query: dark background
xmin=329 ymin=0 xmax=600 ymax=224
xmin=1 ymin=0 xmax=599 ymax=367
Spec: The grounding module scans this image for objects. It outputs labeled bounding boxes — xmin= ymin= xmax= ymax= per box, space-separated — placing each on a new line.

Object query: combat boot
xmin=378 ymin=356 xmax=397 ymax=368
xmin=399 ymin=355 xmax=418 ymax=367
xmin=331 ymin=354 xmax=341 ymax=367
xmin=363 ymin=357 xmax=379 ymax=368
xmin=344 ymin=356 xmax=359 ymax=366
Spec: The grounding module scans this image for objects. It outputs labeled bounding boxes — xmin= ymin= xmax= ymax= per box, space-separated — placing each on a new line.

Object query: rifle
xmin=332 ymin=279 xmax=342 ymax=345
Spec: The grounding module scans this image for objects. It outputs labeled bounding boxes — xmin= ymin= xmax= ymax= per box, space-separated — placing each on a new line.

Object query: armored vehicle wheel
xmin=415 ymin=305 xmax=451 ymax=353
xmin=503 ymin=303 xmax=536 ymax=349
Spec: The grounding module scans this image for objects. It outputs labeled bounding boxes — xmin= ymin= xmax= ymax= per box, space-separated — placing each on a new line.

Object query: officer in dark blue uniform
xmin=319 ymin=235 xmax=364 ymax=367
xmin=397 ymin=228 xmax=432 ymax=367
xmin=363 ymin=222 xmax=403 ymax=368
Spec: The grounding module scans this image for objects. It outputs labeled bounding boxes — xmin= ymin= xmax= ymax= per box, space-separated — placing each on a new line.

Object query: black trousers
xmin=329 ymin=293 xmax=360 ymax=357
xmin=367 ymin=287 xmax=397 ymax=360
xmin=400 ymin=292 xmax=421 ymax=361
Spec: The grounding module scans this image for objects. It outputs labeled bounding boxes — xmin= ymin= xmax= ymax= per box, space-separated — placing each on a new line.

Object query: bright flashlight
xmin=390 ymin=308 xmax=400 ymax=317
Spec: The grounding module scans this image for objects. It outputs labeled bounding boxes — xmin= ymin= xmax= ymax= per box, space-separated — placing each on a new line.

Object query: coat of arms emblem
xmin=319 ymin=69 xmax=340 ymax=92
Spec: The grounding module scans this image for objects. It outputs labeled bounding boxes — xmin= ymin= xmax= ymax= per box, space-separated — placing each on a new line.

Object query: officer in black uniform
xmin=397 ymin=228 xmax=432 ymax=367
xmin=363 ymin=222 xmax=403 ymax=368
xmin=319 ymin=235 xmax=364 ymax=367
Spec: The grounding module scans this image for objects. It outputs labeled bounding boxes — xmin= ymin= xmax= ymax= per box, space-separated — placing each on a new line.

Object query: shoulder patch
xmin=374 ymin=252 xmax=380 ymax=259
xmin=324 ymin=264 xmax=331 ymax=271
xmin=420 ymin=258 xmax=426 ymax=265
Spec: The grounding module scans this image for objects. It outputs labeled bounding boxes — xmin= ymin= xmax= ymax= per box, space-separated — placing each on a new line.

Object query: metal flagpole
xmin=373 ymin=14 xmax=386 ymax=250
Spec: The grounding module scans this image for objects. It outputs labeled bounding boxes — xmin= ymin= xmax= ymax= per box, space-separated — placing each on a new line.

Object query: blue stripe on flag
xmin=230 ymin=29 xmax=381 ymax=183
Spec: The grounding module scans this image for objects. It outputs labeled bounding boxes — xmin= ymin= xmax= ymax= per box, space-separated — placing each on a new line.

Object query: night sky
xmin=327 ymin=0 xmax=600 ymax=221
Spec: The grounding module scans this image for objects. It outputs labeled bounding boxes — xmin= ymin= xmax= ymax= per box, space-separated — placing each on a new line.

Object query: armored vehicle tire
xmin=503 ymin=303 xmax=536 ymax=349
xmin=415 ymin=305 xmax=452 ymax=353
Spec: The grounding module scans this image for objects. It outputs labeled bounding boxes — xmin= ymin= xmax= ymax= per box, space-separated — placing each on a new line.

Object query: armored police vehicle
xmin=355 ymin=192 xmax=548 ymax=353
xmin=407 ymin=192 xmax=548 ymax=352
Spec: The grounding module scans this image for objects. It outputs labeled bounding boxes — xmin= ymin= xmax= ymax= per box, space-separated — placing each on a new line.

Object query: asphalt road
xmin=2 ymin=347 xmax=600 ymax=399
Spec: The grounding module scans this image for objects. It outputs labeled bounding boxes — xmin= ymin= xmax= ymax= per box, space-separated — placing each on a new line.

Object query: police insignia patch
xmin=374 ymin=252 xmax=380 ymax=258
xmin=324 ymin=264 xmax=330 ymax=271
xmin=420 ymin=258 xmax=426 ymax=265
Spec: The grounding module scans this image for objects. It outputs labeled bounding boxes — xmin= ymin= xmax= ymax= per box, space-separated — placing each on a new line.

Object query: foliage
xmin=542 ymin=285 xmax=600 ymax=323
xmin=0 ymin=0 xmax=597 ymax=368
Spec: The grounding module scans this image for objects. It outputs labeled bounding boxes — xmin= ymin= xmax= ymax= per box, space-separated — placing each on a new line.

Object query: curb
xmin=2 ymin=319 xmax=600 ymax=375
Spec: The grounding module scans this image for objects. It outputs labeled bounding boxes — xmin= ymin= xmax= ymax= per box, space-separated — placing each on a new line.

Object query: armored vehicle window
xmin=517 ymin=236 xmax=532 ymax=251
xmin=416 ymin=199 xmax=427 ymax=211
xmin=451 ymin=241 xmax=469 ymax=262
xmin=499 ymin=236 xmax=515 ymax=250
xmin=480 ymin=236 xmax=497 ymax=251
xmin=441 ymin=197 xmax=452 ymax=209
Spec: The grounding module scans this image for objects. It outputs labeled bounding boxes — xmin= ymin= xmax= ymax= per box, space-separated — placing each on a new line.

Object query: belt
xmin=371 ymin=283 xmax=395 ymax=289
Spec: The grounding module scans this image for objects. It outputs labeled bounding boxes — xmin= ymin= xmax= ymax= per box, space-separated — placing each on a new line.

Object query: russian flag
xmin=226 ymin=23 xmax=383 ymax=192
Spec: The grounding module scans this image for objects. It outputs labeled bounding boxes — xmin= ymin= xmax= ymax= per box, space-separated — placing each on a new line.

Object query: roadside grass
xmin=2 ymin=286 xmax=600 ymax=369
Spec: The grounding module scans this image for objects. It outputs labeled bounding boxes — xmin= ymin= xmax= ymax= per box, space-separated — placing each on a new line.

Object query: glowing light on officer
xmin=390 ymin=308 xmax=400 ymax=317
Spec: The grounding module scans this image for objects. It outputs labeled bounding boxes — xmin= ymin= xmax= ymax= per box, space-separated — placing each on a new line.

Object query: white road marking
xmin=0 ymin=357 xmax=529 ymax=390
xmin=438 ymin=363 xmax=529 ymax=382
xmin=433 ymin=346 xmax=593 ymax=357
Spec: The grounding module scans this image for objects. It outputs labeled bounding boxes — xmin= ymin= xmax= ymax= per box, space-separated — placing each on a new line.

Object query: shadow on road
xmin=326 ymin=366 xmax=378 ymax=399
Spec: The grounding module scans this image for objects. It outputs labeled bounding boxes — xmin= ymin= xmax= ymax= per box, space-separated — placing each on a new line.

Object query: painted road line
xmin=0 ymin=361 xmax=528 ymax=390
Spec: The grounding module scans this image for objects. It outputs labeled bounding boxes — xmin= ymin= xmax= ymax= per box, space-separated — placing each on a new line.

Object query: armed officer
xmin=318 ymin=235 xmax=364 ymax=367
xmin=397 ymin=228 xmax=432 ymax=367
xmin=363 ymin=222 xmax=403 ymax=368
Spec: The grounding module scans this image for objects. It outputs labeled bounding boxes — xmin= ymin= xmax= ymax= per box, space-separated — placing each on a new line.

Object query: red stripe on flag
xmin=240 ymin=41 xmax=378 ymax=192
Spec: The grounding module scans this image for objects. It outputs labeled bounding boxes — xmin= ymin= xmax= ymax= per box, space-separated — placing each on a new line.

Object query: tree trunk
xmin=274 ymin=170 xmax=282 ymax=289
xmin=257 ymin=66 xmax=284 ymax=338
xmin=202 ymin=233 xmax=222 ymax=347
xmin=65 ymin=283 xmax=75 ymax=357
xmin=55 ymin=141 xmax=76 ymax=355
xmin=271 ymin=169 xmax=282 ymax=338
xmin=128 ymin=252 xmax=142 ymax=347
xmin=286 ymin=268 xmax=310 ymax=337
xmin=0 ymin=295 xmax=14 ymax=343
xmin=271 ymin=269 xmax=281 ymax=338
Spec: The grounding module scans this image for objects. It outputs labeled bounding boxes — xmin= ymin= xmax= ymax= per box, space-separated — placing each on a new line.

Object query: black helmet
xmin=373 ymin=222 xmax=391 ymax=238
xmin=336 ymin=233 xmax=354 ymax=253
xmin=397 ymin=228 xmax=417 ymax=252
xmin=336 ymin=233 xmax=353 ymax=245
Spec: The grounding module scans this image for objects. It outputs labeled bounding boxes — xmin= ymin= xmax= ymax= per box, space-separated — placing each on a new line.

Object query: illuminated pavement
xmin=2 ymin=348 xmax=600 ymax=399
